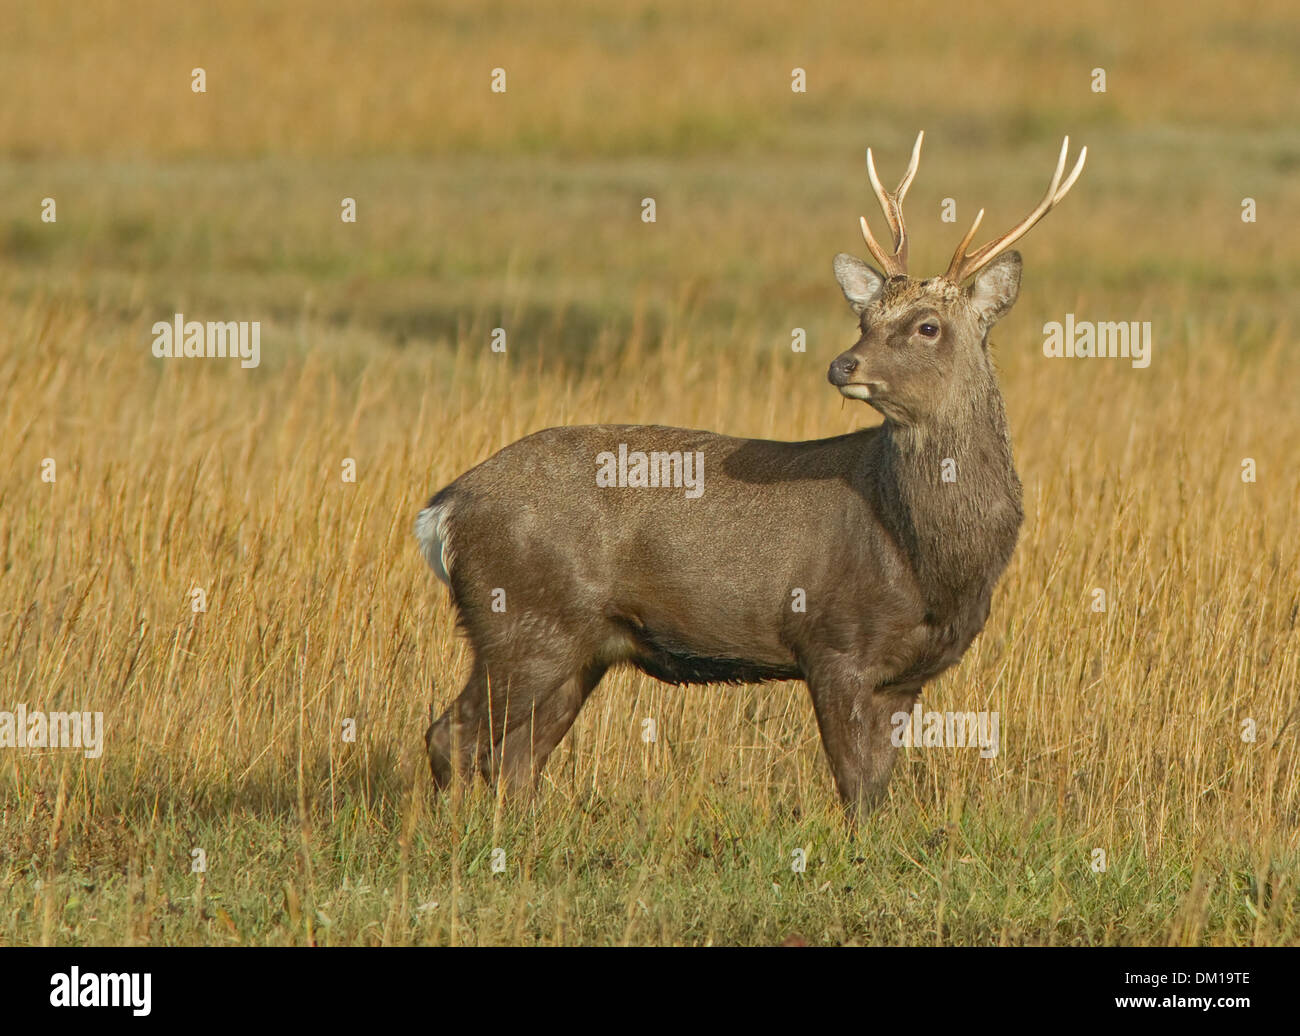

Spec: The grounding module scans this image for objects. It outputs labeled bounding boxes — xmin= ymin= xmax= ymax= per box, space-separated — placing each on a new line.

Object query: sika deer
xmin=415 ymin=133 xmax=1085 ymax=816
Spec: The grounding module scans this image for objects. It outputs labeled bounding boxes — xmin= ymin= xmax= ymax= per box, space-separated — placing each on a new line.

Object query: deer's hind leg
xmin=426 ymin=647 xmax=607 ymax=796
xmin=494 ymin=659 xmax=608 ymax=791
xmin=425 ymin=655 xmax=490 ymax=791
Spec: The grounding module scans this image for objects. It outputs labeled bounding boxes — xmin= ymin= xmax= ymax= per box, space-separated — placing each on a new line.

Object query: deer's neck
xmin=871 ymin=379 xmax=1023 ymax=615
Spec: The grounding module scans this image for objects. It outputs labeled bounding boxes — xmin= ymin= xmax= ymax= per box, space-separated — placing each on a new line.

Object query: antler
xmin=858 ymin=131 xmax=924 ymax=278
xmin=944 ymin=136 xmax=1086 ymax=284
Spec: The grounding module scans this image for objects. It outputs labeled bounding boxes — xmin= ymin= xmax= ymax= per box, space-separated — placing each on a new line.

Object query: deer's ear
xmin=833 ymin=253 xmax=885 ymax=315
xmin=966 ymin=250 xmax=1022 ymax=328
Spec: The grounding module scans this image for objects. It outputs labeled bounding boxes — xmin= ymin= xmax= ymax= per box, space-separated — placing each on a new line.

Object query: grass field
xmin=1 ymin=0 xmax=1298 ymax=946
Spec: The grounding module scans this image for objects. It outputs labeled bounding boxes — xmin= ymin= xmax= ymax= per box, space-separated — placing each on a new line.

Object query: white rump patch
xmin=415 ymin=501 xmax=454 ymax=585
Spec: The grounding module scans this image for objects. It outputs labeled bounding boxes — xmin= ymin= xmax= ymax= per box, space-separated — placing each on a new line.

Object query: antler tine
xmin=945 ymin=136 xmax=1087 ymax=284
xmin=859 ymin=131 xmax=924 ymax=277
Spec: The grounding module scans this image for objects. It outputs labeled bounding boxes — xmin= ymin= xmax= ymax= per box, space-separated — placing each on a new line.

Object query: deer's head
xmin=828 ymin=134 xmax=1085 ymax=427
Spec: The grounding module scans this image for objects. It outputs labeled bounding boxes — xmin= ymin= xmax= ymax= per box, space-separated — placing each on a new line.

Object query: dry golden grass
xmin=1 ymin=291 xmax=1296 ymax=944
xmin=0 ymin=0 xmax=1297 ymax=945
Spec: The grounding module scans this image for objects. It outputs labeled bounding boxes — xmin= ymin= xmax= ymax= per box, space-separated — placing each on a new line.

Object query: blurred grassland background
xmin=0 ymin=0 xmax=1297 ymax=945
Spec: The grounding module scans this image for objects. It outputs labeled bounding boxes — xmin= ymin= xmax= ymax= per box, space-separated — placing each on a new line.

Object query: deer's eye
xmin=917 ymin=321 xmax=940 ymax=338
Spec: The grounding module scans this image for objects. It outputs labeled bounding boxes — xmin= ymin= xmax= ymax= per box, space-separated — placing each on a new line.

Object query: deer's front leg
xmin=806 ymin=667 xmax=920 ymax=817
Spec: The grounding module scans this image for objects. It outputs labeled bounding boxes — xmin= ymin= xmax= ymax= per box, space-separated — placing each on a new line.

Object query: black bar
xmin=0 ymin=947 xmax=1288 ymax=1023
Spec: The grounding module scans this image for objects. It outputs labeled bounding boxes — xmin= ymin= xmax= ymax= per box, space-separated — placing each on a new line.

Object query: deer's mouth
xmin=837 ymin=382 xmax=885 ymax=402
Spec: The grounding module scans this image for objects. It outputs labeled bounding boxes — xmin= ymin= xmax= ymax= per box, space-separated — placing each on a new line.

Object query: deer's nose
xmin=827 ymin=354 xmax=859 ymax=387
